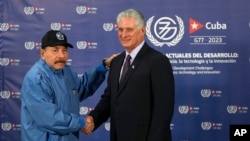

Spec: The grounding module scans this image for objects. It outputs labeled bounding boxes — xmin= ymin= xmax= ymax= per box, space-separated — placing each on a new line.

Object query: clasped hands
xmin=81 ymin=116 xmax=94 ymax=135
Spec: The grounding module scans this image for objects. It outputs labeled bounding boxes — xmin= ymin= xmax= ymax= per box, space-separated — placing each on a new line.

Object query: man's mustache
xmin=54 ymin=60 xmax=66 ymax=64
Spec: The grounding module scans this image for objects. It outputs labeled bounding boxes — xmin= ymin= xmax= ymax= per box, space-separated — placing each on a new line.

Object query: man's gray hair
xmin=116 ymin=8 xmax=145 ymax=28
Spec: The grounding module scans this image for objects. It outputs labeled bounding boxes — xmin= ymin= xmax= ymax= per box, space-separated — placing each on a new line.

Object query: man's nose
xmin=58 ymin=50 xmax=65 ymax=58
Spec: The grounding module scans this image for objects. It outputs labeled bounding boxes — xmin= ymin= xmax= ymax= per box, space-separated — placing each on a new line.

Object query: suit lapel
xmin=111 ymin=52 xmax=126 ymax=93
xmin=117 ymin=44 xmax=149 ymax=95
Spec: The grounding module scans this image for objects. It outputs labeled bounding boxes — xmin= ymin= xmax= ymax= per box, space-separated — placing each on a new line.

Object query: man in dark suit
xmin=83 ymin=8 xmax=175 ymax=141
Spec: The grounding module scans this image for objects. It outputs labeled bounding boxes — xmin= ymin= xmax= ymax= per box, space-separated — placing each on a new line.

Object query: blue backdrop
xmin=1 ymin=0 xmax=250 ymax=141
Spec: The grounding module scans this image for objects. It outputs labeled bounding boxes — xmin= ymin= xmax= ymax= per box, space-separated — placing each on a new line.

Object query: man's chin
xmin=54 ymin=64 xmax=65 ymax=70
xmin=121 ymin=43 xmax=130 ymax=49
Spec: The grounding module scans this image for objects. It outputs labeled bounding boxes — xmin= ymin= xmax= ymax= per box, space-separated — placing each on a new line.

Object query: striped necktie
xmin=120 ymin=55 xmax=131 ymax=82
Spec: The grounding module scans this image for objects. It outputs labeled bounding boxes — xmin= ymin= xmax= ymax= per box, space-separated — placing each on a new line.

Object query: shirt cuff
xmin=79 ymin=117 xmax=85 ymax=128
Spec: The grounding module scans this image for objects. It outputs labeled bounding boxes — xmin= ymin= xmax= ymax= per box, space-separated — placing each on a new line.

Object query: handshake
xmin=81 ymin=116 xmax=94 ymax=135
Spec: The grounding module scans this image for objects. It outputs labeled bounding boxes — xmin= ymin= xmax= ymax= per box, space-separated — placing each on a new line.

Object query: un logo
xmin=103 ymin=23 xmax=114 ymax=31
xmin=201 ymin=122 xmax=212 ymax=130
xmin=178 ymin=105 xmax=189 ymax=114
xmin=105 ymin=122 xmax=110 ymax=131
xmin=76 ymin=6 xmax=87 ymax=14
xmin=0 ymin=23 xmax=9 ymax=31
xmin=24 ymin=7 xmax=34 ymax=15
xmin=79 ymin=107 xmax=89 ymax=115
xmin=77 ymin=41 xmax=87 ymax=49
xmin=51 ymin=23 xmax=61 ymax=31
xmin=146 ymin=16 xmax=184 ymax=47
xmin=1 ymin=122 xmax=12 ymax=131
xmin=0 ymin=58 xmax=10 ymax=66
xmin=0 ymin=91 xmax=11 ymax=99
xmin=227 ymin=105 xmax=238 ymax=114
xmin=201 ymin=89 xmax=211 ymax=98
xmin=24 ymin=42 xmax=35 ymax=50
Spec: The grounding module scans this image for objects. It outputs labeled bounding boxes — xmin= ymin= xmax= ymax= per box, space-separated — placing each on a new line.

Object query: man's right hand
xmin=81 ymin=116 xmax=94 ymax=135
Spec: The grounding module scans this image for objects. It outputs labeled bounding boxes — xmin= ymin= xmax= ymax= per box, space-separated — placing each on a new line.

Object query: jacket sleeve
xmin=148 ymin=55 xmax=175 ymax=141
xmin=78 ymin=63 xmax=107 ymax=101
xmin=88 ymin=62 xmax=113 ymax=129
xmin=88 ymin=85 xmax=111 ymax=130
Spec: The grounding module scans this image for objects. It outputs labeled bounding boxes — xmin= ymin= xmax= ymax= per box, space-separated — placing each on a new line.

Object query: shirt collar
xmin=125 ymin=40 xmax=144 ymax=63
xmin=40 ymin=59 xmax=63 ymax=75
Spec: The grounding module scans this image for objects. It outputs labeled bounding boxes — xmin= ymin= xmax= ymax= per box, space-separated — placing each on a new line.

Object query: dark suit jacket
xmin=90 ymin=43 xmax=175 ymax=141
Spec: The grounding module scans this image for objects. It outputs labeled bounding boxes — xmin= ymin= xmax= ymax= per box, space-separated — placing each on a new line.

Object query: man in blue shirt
xmin=21 ymin=30 xmax=117 ymax=141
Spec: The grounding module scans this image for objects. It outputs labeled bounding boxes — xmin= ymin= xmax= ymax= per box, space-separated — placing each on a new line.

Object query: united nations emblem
xmin=0 ymin=58 xmax=10 ymax=66
xmin=201 ymin=122 xmax=212 ymax=130
xmin=24 ymin=42 xmax=35 ymax=50
xmin=146 ymin=16 xmax=184 ymax=47
xmin=1 ymin=122 xmax=12 ymax=131
xmin=76 ymin=6 xmax=87 ymax=15
xmin=51 ymin=23 xmax=61 ymax=31
xmin=79 ymin=106 xmax=88 ymax=115
xmin=103 ymin=23 xmax=114 ymax=31
xmin=77 ymin=41 xmax=87 ymax=49
xmin=24 ymin=7 xmax=34 ymax=15
xmin=178 ymin=105 xmax=189 ymax=114
xmin=0 ymin=91 xmax=11 ymax=99
xmin=105 ymin=122 xmax=110 ymax=131
xmin=201 ymin=89 xmax=211 ymax=98
xmin=0 ymin=23 xmax=9 ymax=31
xmin=227 ymin=105 xmax=237 ymax=114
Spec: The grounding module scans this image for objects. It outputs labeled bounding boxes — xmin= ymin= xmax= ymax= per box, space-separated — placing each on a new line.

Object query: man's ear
xmin=40 ymin=49 xmax=45 ymax=60
xmin=141 ymin=26 xmax=146 ymax=34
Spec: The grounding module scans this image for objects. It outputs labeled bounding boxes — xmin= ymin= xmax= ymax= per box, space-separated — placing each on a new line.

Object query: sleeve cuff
xmin=96 ymin=62 xmax=108 ymax=72
xmin=102 ymin=59 xmax=110 ymax=70
xmin=79 ymin=117 xmax=85 ymax=128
